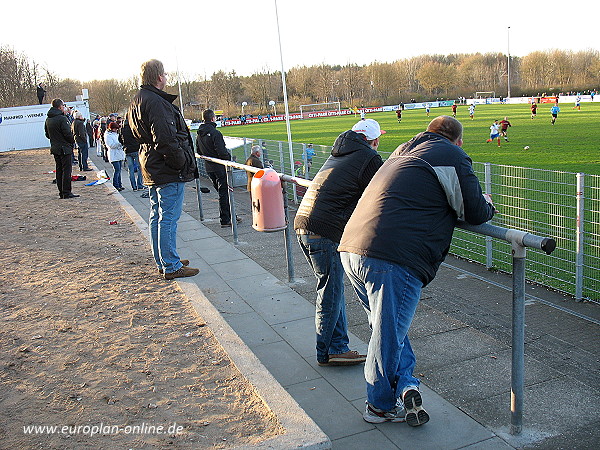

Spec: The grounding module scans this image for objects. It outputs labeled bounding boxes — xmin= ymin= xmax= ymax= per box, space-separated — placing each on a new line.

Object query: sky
xmin=1 ymin=0 xmax=598 ymax=83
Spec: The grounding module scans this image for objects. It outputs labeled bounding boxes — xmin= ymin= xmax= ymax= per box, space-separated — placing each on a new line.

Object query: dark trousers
xmin=54 ymin=153 xmax=73 ymax=197
xmin=77 ymin=140 xmax=90 ymax=170
xmin=208 ymin=168 xmax=231 ymax=225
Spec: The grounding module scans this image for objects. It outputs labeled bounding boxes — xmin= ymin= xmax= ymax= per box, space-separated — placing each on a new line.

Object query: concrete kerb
xmin=108 ymin=184 xmax=331 ymax=450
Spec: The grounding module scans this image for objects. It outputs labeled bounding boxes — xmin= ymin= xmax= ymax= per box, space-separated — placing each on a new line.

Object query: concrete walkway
xmin=91 ymin=152 xmax=600 ymax=449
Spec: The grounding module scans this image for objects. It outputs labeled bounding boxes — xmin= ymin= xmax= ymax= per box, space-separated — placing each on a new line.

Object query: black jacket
xmin=338 ymin=131 xmax=495 ymax=285
xmin=196 ymin=122 xmax=230 ymax=173
xmin=294 ymin=130 xmax=383 ymax=243
xmin=119 ymin=121 xmax=141 ymax=154
xmin=71 ymin=118 xmax=87 ymax=145
xmin=45 ymin=107 xmax=75 ymax=155
xmin=127 ymin=84 xmax=197 ymax=185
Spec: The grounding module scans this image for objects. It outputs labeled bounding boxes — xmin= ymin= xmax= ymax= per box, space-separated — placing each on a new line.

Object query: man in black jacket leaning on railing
xmin=339 ymin=115 xmax=496 ymax=427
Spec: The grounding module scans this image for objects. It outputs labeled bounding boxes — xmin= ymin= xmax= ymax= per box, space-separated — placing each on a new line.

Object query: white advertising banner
xmin=0 ymin=101 xmax=89 ymax=152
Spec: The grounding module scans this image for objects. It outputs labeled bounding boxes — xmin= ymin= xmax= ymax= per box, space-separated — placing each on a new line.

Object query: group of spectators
xmin=89 ymin=113 xmax=146 ymax=195
xmin=44 ymin=103 xmax=148 ymax=198
xmin=46 ymin=58 xmax=497 ymax=430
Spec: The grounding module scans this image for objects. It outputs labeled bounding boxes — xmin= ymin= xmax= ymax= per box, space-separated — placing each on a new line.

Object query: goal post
xmin=475 ymin=91 xmax=496 ymax=99
xmin=299 ymin=102 xmax=341 ymax=117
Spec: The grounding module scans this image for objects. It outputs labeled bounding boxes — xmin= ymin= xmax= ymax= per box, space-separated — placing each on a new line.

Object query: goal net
xmin=299 ymin=102 xmax=341 ymax=117
xmin=475 ymin=91 xmax=496 ymax=99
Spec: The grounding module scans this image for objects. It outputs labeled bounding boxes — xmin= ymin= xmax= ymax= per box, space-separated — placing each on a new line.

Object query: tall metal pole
xmin=274 ymin=0 xmax=295 ymax=179
xmin=507 ymin=27 xmax=511 ymax=99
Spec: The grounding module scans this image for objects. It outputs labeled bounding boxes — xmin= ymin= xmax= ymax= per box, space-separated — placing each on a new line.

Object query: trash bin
xmin=251 ymin=168 xmax=286 ymax=232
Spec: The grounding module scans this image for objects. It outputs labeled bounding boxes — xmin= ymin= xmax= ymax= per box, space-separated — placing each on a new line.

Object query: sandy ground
xmin=0 ymin=149 xmax=282 ymax=449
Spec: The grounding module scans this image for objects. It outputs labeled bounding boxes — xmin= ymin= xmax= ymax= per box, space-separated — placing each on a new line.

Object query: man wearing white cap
xmin=294 ymin=118 xmax=385 ymax=367
xmin=339 ymin=116 xmax=495 ymax=426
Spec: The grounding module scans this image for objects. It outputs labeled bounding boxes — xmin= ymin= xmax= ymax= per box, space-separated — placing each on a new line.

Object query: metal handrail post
xmin=281 ymin=181 xmax=296 ymax=282
xmin=510 ymin=241 xmax=526 ymax=435
xmin=226 ymin=165 xmax=239 ymax=245
xmin=576 ymin=173 xmax=584 ymax=301
xmin=484 ymin=163 xmax=493 ymax=268
xmin=195 ymin=178 xmax=204 ymax=221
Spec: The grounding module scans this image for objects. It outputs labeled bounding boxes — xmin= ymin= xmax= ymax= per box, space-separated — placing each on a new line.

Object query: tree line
xmin=1 ymin=45 xmax=598 ymax=118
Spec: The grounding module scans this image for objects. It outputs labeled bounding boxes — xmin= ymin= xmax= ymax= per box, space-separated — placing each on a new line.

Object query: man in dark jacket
xmin=37 ymin=84 xmax=46 ymax=104
xmin=339 ymin=116 xmax=495 ymax=427
xmin=120 ymin=120 xmax=144 ymax=192
xmin=294 ymin=119 xmax=384 ymax=367
xmin=71 ymin=111 xmax=91 ymax=171
xmin=45 ymin=98 xmax=78 ymax=199
xmin=127 ymin=59 xmax=199 ymax=280
xmin=196 ymin=109 xmax=240 ymax=227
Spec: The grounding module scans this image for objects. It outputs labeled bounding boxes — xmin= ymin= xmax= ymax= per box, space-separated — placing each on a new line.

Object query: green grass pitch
xmin=219 ymin=102 xmax=600 ymax=175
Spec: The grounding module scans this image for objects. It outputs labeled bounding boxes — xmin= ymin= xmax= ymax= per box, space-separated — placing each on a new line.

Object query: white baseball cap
xmin=351 ymin=119 xmax=386 ymax=140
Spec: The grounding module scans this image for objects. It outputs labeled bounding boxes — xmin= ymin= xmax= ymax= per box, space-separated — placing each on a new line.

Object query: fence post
xmin=226 ymin=166 xmax=239 ymax=245
xmin=281 ymin=181 xmax=296 ymax=283
xmin=243 ymin=137 xmax=248 ymax=160
xmin=278 ymin=141 xmax=285 ymax=174
xmin=510 ymin=241 xmax=526 ymax=435
xmin=485 ymin=162 xmax=493 ymax=268
xmin=576 ymin=173 xmax=585 ymax=301
xmin=195 ymin=178 xmax=204 ymax=221
xmin=301 ymin=143 xmax=308 ymax=179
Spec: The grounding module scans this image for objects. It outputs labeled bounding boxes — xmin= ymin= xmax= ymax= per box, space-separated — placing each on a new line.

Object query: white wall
xmin=0 ymin=101 xmax=89 ymax=152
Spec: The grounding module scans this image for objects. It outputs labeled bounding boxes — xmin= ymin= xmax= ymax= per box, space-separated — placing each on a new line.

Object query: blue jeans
xmin=111 ymin=161 xmax=123 ymax=189
xmin=297 ymin=234 xmax=350 ymax=363
xmin=340 ymin=252 xmax=422 ymax=411
xmin=126 ymin=152 xmax=144 ymax=190
xmin=149 ymin=182 xmax=185 ymax=273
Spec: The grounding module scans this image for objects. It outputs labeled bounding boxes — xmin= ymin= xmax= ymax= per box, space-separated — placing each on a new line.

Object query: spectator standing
xmin=244 ymin=145 xmax=263 ymax=192
xmin=86 ymin=117 xmax=95 ymax=148
xmin=71 ymin=111 xmax=92 ymax=171
xmin=99 ymin=117 xmax=109 ymax=162
xmin=44 ymin=98 xmax=78 ymax=199
xmin=120 ymin=120 xmax=145 ymax=192
xmin=294 ymin=119 xmax=384 ymax=367
xmin=338 ymin=116 xmax=495 ymax=426
xmin=196 ymin=109 xmax=241 ymax=228
xmin=303 ymin=143 xmax=316 ymax=175
xmin=104 ymin=122 xmax=125 ymax=191
xmin=37 ymin=83 xmax=46 ymax=104
xmin=128 ymin=59 xmax=199 ymax=280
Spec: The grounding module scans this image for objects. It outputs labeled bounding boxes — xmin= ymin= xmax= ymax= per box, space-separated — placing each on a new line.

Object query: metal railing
xmin=217 ymin=137 xmax=599 ymax=303
xmin=194 ymin=154 xmax=556 ymax=435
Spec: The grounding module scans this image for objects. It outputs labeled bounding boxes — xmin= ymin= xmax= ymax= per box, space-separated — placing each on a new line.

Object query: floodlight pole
xmin=175 ymin=48 xmax=185 ymax=115
xmin=507 ymin=26 xmax=511 ymax=99
xmin=273 ymin=0 xmax=294 ymax=178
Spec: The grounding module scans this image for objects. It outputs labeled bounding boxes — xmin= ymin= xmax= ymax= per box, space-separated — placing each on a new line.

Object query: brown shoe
xmin=164 ymin=265 xmax=199 ymax=280
xmin=158 ymin=259 xmax=189 ymax=274
xmin=318 ymin=350 xmax=367 ymax=366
